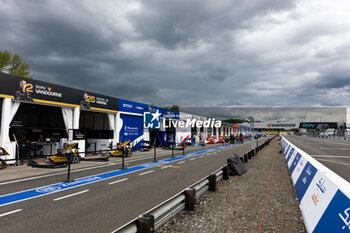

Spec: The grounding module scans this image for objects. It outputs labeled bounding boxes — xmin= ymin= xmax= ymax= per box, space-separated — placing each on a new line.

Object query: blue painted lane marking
xmin=0 ymin=142 xmax=241 ymax=207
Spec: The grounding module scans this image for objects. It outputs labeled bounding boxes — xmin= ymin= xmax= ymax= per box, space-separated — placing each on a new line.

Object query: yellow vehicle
xmin=0 ymin=147 xmax=9 ymax=169
xmin=109 ymin=140 xmax=131 ymax=157
xmin=50 ymin=143 xmax=80 ymax=164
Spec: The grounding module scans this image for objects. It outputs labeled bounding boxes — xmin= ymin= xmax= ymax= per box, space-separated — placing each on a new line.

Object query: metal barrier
xmin=114 ymin=138 xmax=272 ymax=233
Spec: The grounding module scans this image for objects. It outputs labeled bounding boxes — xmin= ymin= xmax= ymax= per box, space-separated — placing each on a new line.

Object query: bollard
xmin=244 ymin=154 xmax=248 ymax=163
xmin=65 ymin=153 xmax=74 ymax=183
xmin=153 ymin=144 xmax=157 ymax=163
xmin=136 ymin=214 xmax=154 ymax=233
xmin=222 ymin=166 xmax=229 ymax=180
xmin=208 ymin=174 xmax=216 ymax=192
xmin=122 ymin=153 xmax=126 ymax=170
xmin=93 ymin=142 xmax=97 ymax=155
xmin=184 ymin=188 xmax=196 ymax=211
xmin=248 ymin=151 xmax=252 ymax=159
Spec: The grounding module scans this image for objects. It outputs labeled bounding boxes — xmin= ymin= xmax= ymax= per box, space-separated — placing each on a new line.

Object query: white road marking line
xmin=0 ymin=163 xmax=115 ymax=186
xmin=316 ymin=158 xmax=350 ymax=166
xmin=0 ymin=209 xmax=22 ymax=218
xmin=189 ymin=158 xmax=196 ymax=161
xmin=108 ymin=178 xmax=128 ymax=185
xmin=319 ymin=148 xmax=350 ymax=150
xmin=53 ymin=189 xmax=89 ymax=201
xmin=311 ymin=155 xmax=350 ymax=158
xmin=0 ymin=145 xmax=226 ymax=186
xmin=177 ymin=161 xmax=186 ymax=164
xmin=139 ymin=170 xmax=154 ymax=176
xmin=161 ymin=167 xmax=168 ymax=169
xmin=199 ymin=156 xmax=205 ymax=158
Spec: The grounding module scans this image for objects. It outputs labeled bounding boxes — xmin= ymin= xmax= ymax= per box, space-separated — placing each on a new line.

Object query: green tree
xmin=164 ymin=105 xmax=180 ymax=111
xmin=223 ymin=118 xmax=244 ymax=124
xmin=0 ymin=50 xmax=31 ymax=78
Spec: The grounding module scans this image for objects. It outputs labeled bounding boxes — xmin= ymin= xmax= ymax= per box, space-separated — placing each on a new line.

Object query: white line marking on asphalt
xmin=161 ymin=167 xmax=168 ymax=169
xmin=189 ymin=158 xmax=196 ymax=161
xmin=311 ymin=155 xmax=350 ymax=158
xmin=0 ymin=209 xmax=22 ymax=218
xmin=108 ymin=178 xmax=128 ymax=185
xmin=177 ymin=161 xmax=186 ymax=164
xmin=53 ymin=190 xmax=90 ymax=201
xmin=319 ymin=148 xmax=350 ymax=150
xmin=139 ymin=170 xmax=154 ymax=176
xmin=316 ymin=158 xmax=350 ymax=166
xmin=0 ymin=163 xmax=115 ymax=186
xmin=0 ymin=146 xmax=226 ymax=186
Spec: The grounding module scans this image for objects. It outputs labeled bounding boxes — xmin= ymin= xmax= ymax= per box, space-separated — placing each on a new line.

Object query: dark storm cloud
xmin=128 ymin=0 xmax=295 ymax=48
xmin=315 ymin=69 xmax=350 ymax=89
xmin=0 ymin=0 xmax=349 ymax=110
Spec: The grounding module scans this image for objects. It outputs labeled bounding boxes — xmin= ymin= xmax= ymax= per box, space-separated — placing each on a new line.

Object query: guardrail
xmin=114 ymin=138 xmax=272 ymax=233
xmin=281 ymin=136 xmax=350 ymax=233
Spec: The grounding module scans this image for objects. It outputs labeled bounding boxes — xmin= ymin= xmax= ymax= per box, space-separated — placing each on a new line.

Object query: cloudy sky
xmin=1 ymin=0 xmax=350 ymax=109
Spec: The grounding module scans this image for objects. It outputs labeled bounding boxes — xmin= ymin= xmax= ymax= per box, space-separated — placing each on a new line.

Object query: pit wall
xmin=281 ymin=136 xmax=350 ymax=233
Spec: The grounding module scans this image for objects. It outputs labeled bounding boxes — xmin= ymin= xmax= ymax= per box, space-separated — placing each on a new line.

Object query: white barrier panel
xmin=281 ymin=136 xmax=350 ymax=233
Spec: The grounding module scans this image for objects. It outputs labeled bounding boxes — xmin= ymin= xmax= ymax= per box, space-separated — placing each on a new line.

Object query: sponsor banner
xmin=291 ymin=155 xmax=307 ymax=184
xmin=294 ymin=162 xmax=318 ymax=202
xmin=0 ymin=72 xmax=118 ymax=112
xmin=148 ymin=105 xmax=179 ymax=119
xmin=119 ymin=114 xmax=143 ymax=147
xmin=284 ymin=145 xmax=292 ymax=157
xmin=299 ymin=122 xmax=338 ymax=129
xmin=313 ymin=190 xmax=350 ymax=232
xmin=119 ymin=99 xmax=148 ymax=115
xmin=286 ymin=148 xmax=295 ymax=162
xmin=289 ymin=152 xmax=302 ymax=174
xmin=165 ymin=109 xmax=179 ymax=119
xmin=284 ymin=145 xmax=290 ymax=155
xmin=287 ymin=150 xmax=298 ymax=168
xmin=266 ymin=123 xmax=297 ymax=128
xmin=118 ymin=99 xmax=179 ymax=119
xmin=241 ymin=122 xmax=299 ymax=129
xmin=300 ymin=171 xmax=339 ymax=232
xmin=148 ymin=105 xmax=167 ymax=118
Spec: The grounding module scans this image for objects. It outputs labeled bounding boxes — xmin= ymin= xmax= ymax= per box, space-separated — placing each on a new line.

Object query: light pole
xmin=246 ymin=116 xmax=256 ymax=156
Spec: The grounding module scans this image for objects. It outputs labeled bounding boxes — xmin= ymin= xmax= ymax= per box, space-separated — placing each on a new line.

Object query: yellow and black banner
xmin=0 ymin=72 xmax=118 ymax=112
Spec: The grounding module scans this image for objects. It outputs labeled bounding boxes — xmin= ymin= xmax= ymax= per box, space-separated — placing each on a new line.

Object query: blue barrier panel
xmin=313 ymin=190 xmax=350 ymax=232
xmin=290 ymin=152 xmax=301 ymax=174
xmin=286 ymin=148 xmax=295 ymax=162
xmin=295 ymin=161 xmax=317 ymax=202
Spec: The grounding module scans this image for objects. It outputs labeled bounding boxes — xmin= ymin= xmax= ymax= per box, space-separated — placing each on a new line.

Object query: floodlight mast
xmin=246 ymin=116 xmax=256 ymax=155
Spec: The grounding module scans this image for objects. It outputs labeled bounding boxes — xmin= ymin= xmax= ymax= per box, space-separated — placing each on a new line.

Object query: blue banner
xmin=313 ymin=190 xmax=350 ymax=232
xmin=295 ymin=162 xmax=317 ymax=202
xmin=119 ymin=99 xmax=148 ymax=114
xmin=290 ymin=152 xmax=301 ymax=174
xmin=286 ymin=148 xmax=295 ymax=162
xmin=119 ymin=99 xmax=179 ymax=119
xmin=120 ymin=114 xmax=143 ymax=148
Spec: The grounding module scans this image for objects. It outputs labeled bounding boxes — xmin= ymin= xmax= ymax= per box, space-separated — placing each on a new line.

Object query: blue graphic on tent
xmin=144 ymin=110 xmax=161 ymax=129
xmin=120 ymin=114 xmax=144 ymax=148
